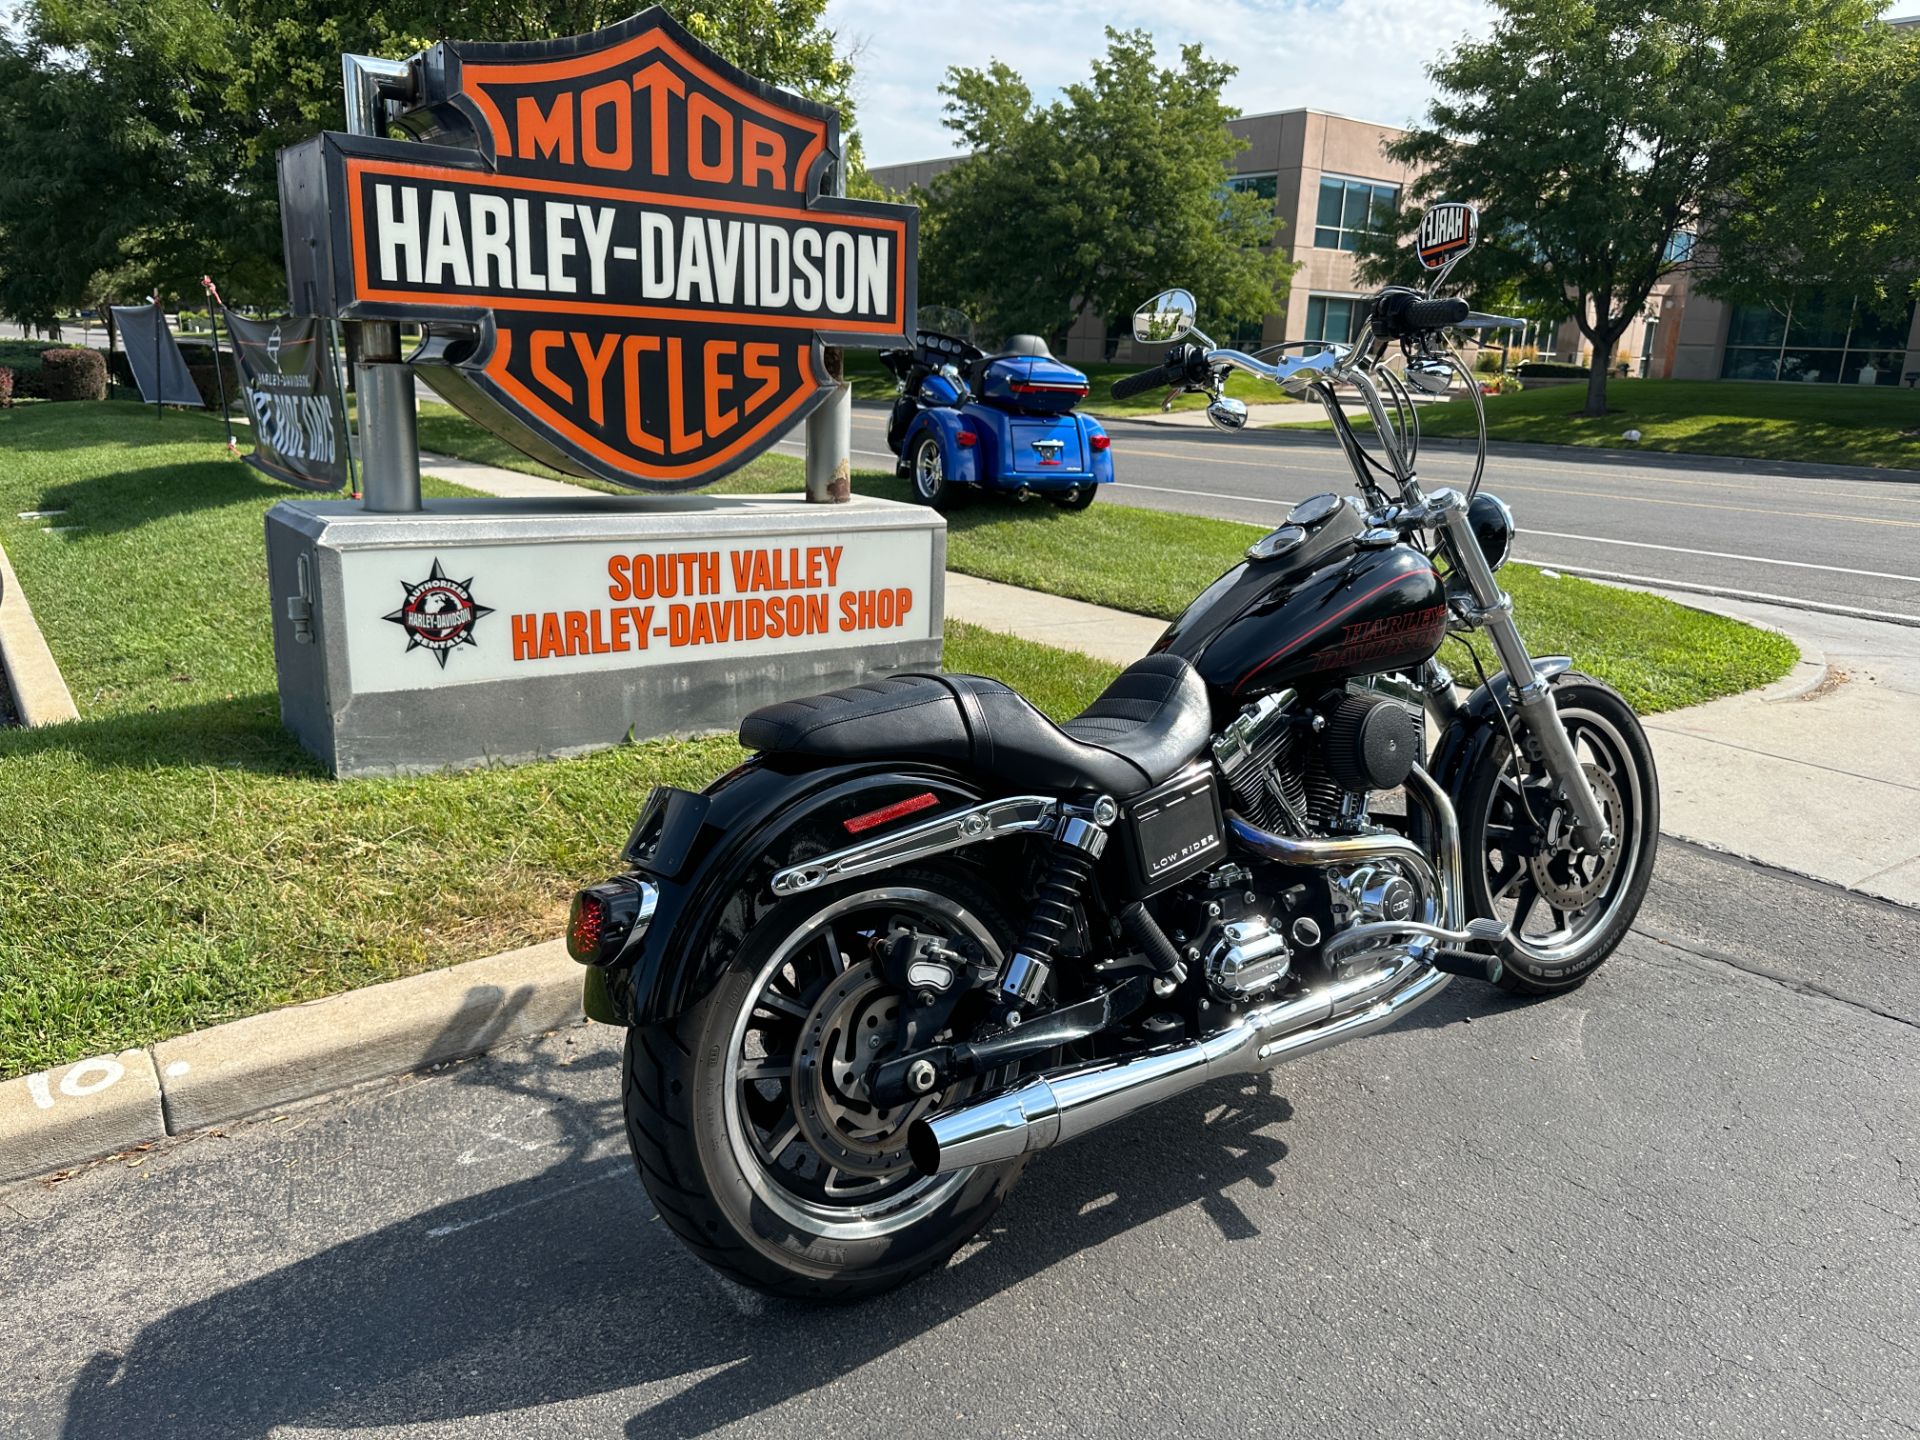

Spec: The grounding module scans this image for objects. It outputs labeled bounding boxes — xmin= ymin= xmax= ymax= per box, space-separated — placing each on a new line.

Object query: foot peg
xmin=1430 ymin=917 xmax=1507 ymax=984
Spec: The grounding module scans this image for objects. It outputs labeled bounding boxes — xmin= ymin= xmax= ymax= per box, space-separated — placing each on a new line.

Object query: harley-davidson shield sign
xmin=277 ymin=8 xmax=915 ymax=490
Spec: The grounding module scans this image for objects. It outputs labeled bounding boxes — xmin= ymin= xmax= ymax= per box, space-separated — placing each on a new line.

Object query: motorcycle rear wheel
xmin=622 ymin=865 xmax=1025 ymax=1300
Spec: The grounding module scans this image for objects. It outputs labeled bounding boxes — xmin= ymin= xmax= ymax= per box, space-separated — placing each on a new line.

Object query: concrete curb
xmin=0 ymin=535 xmax=79 ymax=725
xmin=1 ymin=939 xmax=583 ymax=1186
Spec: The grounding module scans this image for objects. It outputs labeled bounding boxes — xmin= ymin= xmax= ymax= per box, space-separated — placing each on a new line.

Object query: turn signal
xmin=1089 ymin=434 xmax=1111 ymax=451
xmin=567 ymin=876 xmax=659 ymax=965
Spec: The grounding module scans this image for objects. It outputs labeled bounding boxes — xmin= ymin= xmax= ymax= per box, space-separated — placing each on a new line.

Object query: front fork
xmin=1328 ymin=364 xmax=1614 ymax=856
xmin=1424 ymin=494 xmax=1615 ymax=854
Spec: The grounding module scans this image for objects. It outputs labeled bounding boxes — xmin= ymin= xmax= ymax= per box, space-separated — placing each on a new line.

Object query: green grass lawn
xmin=416 ymin=400 xmax=1795 ymax=715
xmin=0 ymin=402 xmax=1121 ymax=1078
xmin=1378 ymin=379 xmax=1920 ymax=469
xmin=836 ymin=349 xmax=1291 ymax=419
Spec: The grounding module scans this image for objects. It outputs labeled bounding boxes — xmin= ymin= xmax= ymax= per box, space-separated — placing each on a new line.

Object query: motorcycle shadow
xmin=54 ymin=1036 xmax=1311 ymax=1440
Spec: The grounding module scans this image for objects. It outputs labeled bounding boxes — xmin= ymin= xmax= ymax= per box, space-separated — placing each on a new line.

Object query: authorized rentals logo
xmin=385 ymin=559 xmax=495 ymax=667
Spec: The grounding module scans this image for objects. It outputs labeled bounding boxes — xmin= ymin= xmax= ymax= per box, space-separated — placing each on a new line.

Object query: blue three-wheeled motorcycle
xmin=880 ymin=310 xmax=1114 ymax=510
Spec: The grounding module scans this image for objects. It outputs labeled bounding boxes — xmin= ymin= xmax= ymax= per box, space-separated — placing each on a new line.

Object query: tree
xmin=1700 ymin=17 xmax=1920 ymax=317
xmin=920 ymin=30 xmax=1293 ymax=348
xmin=0 ymin=0 xmax=866 ymax=323
xmin=1379 ymin=0 xmax=1884 ymax=416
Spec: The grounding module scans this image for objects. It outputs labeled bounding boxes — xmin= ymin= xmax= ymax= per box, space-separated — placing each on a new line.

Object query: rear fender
xmin=898 ymin=409 xmax=984 ymax=486
xmin=1082 ymin=415 xmax=1115 ymax=486
xmin=600 ymin=759 xmax=986 ymax=1026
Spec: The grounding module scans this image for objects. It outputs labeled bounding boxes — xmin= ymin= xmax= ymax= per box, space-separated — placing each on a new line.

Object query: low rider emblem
xmin=279 ymin=7 xmax=916 ymax=490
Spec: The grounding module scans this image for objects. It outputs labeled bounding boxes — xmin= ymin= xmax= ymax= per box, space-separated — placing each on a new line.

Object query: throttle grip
xmin=1110 ymin=362 xmax=1184 ymax=401
xmin=1404 ymin=297 xmax=1471 ymax=330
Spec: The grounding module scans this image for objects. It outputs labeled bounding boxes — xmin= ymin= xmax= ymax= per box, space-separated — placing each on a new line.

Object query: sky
xmin=832 ymin=0 xmax=1920 ymax=169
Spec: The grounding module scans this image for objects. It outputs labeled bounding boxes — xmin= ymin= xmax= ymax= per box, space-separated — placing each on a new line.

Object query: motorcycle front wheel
xmin=622 ymin=865 xmax=1025 ymax=1299
xmin=1456 ymin=673 xmax=1659 ymax=995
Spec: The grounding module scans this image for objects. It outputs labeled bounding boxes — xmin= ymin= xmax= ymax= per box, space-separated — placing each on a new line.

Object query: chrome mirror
xmin=1205 ymin=395 xmax=1249 ymax=431
xmin=1406 ymin=359 xmax=1455 ymax=395
xmin=1133 ymin=289 xmax=1196 ymax=345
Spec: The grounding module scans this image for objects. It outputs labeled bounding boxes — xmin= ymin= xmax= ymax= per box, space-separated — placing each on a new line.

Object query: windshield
xmin=915 ymin=305 xmax=976 ymax=344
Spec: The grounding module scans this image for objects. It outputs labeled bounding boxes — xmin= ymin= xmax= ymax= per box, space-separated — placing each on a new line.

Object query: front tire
xmin=622 ymin=866 xmax=1026 ymax=1299
xmin=1456 ymin=673 xmax=1658 ymax=995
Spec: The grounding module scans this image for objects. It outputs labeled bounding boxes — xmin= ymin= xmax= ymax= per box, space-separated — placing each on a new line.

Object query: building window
xmin=1224 ymin=172 xmax=1278 ymax=211
xmin=1314 ymin=176 xmax=1399 ymax=250
xmin=1663 ymin=230 xmax=1697 ymax=265
xmin=1720 ymin=292 xmax=1913 ymax=385
xmin=1304 ymin=294 xmax=1366 ymax=349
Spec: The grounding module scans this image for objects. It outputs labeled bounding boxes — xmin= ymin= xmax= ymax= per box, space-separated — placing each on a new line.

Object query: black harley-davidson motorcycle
xmin=569 ymin=203 xmax=1659 ymax=1298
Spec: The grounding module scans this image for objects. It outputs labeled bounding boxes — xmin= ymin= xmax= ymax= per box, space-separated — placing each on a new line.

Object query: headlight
xmin=1467 ymin=492 xmax=1515 ymax=571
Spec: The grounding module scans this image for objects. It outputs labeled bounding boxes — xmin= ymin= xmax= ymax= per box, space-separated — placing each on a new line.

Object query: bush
xmin=187 ymin=356 xmax=242 ymax=408
xmin=0 ymin=367 xmax=12 ymax=408
xmin=0 ymin=339 xmax=58 ymax=385
xmin=1516 ymin=360 xmax=1591 ymax=379
xmin=38 ymin=347 xmax=108 ymax=402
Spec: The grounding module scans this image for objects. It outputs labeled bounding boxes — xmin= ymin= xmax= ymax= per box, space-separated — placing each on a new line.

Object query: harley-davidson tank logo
xmin=280 ymin=8 xmax=915 ymax=490
xmin=385 ymin=559 xmax=495 ymax=667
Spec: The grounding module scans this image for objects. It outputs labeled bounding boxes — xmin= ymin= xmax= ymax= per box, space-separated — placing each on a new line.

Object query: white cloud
xmin=829 ymin=0 xmax=1497 ymax=168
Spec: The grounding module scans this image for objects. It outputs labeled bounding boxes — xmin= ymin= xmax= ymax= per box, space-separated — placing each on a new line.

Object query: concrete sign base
xmin=265 ymin=493 xmax=945 ymax=777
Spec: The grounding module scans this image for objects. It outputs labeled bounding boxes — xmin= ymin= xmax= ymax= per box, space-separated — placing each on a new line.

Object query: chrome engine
xmin=1200 ymin=680 xmax=1440 ymax=990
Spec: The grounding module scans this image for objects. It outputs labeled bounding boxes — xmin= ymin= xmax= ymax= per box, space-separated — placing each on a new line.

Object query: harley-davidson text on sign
xmin=339 ymin=528 xmax=934 ymax=693
xmin=277 ymin=8 xmax=915 ymax=491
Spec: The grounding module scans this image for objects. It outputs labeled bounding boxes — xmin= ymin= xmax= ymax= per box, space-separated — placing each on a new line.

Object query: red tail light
xmin=1009 ymin=380 xmax=1090 ymax=399
xmin=567 ymin=876 xmax=659 ymax=965
xmin=568 ymin=892 xmax=606 ymax=960
xmin=955 ymin=430 xmax=978 ymax=447
xmin=1090 ymin=433 xmax=1111 ymax=451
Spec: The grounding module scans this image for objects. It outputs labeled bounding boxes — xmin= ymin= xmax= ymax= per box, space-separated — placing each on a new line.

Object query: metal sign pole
xmin=343 ymin=54 xmax=422 ymax=513
xmin=804 ymin=151 xmax=852 ymax=504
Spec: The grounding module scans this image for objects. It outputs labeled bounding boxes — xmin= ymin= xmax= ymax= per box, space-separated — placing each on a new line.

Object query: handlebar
xmin=1110 ymin=358 xmax=1189 ymax=400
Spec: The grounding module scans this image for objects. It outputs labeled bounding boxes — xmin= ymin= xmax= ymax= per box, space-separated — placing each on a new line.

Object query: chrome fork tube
xmin=1435 ymin=497 xmax=1613 ymax=852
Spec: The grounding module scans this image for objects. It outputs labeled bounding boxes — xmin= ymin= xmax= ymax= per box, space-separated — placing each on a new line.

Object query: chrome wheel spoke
xmin=738 ymin=1058 xmax=793 ymax=1083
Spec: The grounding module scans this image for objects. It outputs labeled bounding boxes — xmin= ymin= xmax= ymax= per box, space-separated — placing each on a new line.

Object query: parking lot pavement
xmin=3 ymin=840 xmax=1916 ymax=1440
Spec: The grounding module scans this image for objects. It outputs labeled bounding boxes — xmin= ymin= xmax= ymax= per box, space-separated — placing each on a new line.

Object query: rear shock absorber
xmin=999 ymin=796 xmax=1117 ymax=1016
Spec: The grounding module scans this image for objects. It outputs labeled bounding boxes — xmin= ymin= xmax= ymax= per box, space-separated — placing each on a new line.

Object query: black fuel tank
xmin=1153 ymin=518 xmax=1446 ymax=702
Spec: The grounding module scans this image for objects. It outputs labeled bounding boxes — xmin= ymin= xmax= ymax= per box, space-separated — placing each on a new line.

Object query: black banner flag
xmin=224 ymin=310 xmax=351 ymax=492
xmin=111 ymin=301 xmax=204 ymax=408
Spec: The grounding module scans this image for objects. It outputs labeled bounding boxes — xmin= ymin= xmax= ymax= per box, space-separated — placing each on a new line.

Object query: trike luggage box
xmin=979 ymin=356 xmax=1089 ymax=414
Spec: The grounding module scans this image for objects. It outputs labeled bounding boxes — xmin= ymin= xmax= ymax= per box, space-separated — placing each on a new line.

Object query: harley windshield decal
xmin=281 ymin=8 xmax=915 ymax=488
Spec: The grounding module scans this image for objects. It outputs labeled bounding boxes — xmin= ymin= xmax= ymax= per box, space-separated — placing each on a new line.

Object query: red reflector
xmin=567 ymin=892 xmax=606 ymax=962
xmin=1090 ymin=433 xmax=1111 ymax=451
xmin=955 ymin=430 xmax=978 ymax=447
xmin=844 ymin=791 xmax=940 ymax=834
xmin=1010 ymin=381 xmax=1090 ymax=398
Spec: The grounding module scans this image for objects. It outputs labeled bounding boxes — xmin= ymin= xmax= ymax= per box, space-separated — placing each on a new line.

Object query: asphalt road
xmin=5 ymin=841 xmax=1915 ymax=1440
xmin=782 ymin=404 xmax=1920 ymax=626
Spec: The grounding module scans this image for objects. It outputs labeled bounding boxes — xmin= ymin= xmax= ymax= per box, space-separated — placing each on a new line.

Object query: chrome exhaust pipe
xmin=909 ymin=954 xmax=1449 ymax=1175
xmin=907 ymin=767 xmax=1467 ymax=1178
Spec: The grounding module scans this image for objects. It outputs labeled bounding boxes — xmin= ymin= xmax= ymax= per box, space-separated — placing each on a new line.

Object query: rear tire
xmin=1456 ymin=673 xmax=1658 ymax=995
xmin=909 ymin=434 xmax=960 ymax=510
xmin=622 ymin=865 xmax=1026 ymax=1300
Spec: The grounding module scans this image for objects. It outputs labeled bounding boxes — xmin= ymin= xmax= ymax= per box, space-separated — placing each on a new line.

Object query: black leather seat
xmin=739 ymin=654 xmax=1211 ymax=800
